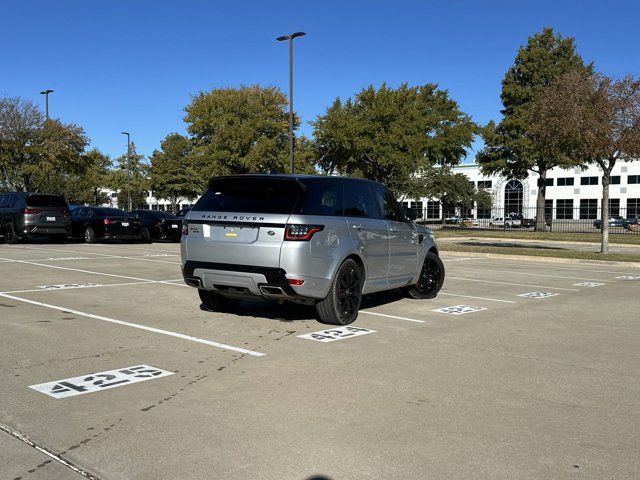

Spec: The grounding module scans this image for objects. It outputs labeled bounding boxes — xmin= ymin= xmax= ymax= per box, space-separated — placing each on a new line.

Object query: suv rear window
xmin=26 ymin=194 xmax=68 ymax=207
xmin=195 ymin=177 xmax=303 ymax=214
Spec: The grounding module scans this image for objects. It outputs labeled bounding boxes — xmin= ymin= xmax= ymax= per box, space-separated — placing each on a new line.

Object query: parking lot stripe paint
xmin=439 ymin=292 xmax=516 ymax=304
xmin=16 ymin=245 xmax=181 ymax=265
xmin=460 ymin=259 xmax=639 ymax=277
xmin=359 ymin=311 xmax=426 ymax=323
xmin=1 ymin=280 xmax=157 ymax=295
xmin=446 ymin=276 xmax=580 ymax=291
xmin=0 ymin=293 xmax=266 ymax=356
xmin=446 ymin=265 xmax=612 ymax=283
xmin=0 ymin=257 xmax=184 ymax=287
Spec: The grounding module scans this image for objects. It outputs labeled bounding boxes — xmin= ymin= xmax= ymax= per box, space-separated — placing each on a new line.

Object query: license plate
xmin=122 ymin=222 xmax=129 ymax=227
xmin=46 ymin=216 xmax=56 ymax=221
xmin=171 ymin=224 xmax=178 ymax=229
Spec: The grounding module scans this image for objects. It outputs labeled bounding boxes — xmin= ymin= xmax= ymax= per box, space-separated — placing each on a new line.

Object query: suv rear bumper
xmin=182 ymin=260 xmax=330 ymax=302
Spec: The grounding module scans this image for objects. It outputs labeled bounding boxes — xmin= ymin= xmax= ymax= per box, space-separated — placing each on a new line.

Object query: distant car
xmin=130 ymin=209 xmax=182 ymax=242
xmin=593 ymin=217 xmax=626 ymax=229
xmin=0 ymin=192 xmax=71 ymax=243
xmin=70 ymin=207 xmax=142 ymax=243
xmin=175 ymin=207 xmax=191 ymax=218
xmin=490 ymin=216 xmax=521 ymax=228
xmin=444 ymin=216 xmax=464 ymax=225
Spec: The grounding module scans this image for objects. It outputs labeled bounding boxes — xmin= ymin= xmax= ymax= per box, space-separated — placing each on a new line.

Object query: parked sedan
xmin=129 ymin=209 xmax=182 ymax=242
xmin=71 ymin=207 xmax=141 ymax=243
xmin=593 ymin=217 xmax=626 ymax=229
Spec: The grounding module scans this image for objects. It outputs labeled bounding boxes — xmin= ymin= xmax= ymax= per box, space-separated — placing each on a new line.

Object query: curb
xmin=441 ymin=249 xmax=640 ymax=268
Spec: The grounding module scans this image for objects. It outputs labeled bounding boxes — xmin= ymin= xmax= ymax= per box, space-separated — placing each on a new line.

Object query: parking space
xmin=1 ymin=242 xmax=640 ymax=479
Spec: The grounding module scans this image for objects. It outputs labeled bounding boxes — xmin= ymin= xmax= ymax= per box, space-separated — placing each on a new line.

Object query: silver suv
xmin=181 ymin=175 xmax=445 ymax=325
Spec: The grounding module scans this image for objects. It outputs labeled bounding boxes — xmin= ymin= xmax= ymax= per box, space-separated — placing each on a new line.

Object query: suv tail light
xmin=284 ymin=224 xmax=324 ymax=241
xmin=23 ymin=208 xmax=43 ymax=214
xmin=103 ymin=218 xmax=113 ymax=225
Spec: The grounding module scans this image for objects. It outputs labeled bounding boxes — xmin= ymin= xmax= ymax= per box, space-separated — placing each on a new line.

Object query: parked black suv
xmin=0 ymin=192 xmax=71 ymax=243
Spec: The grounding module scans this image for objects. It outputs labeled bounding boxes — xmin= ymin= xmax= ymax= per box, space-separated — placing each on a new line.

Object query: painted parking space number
xmin=29 ymin=365 xmax=173 ymax=399
xmin=518 ymin=291 xmax=559 ymax=299
xmin=616 ymin=275 xmax=640 ymax=280
xmin=37 ymin=282 xmax=100 ymax=290
xmin=298 ymin=326 xmax=376 ymax=342
xmin=574 ymin=282 xmax=605 ymax=287
xmin=433 ymin=305 xmax=486 ymax=315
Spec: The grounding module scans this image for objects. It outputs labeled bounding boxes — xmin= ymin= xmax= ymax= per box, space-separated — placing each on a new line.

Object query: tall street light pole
xmin=121 ymin=132 xmax=132 ymax=211
xmin=40 ymin=89 xmax=54 ymax=120
xmin=276 ymin=31 xmax=306 ymax=174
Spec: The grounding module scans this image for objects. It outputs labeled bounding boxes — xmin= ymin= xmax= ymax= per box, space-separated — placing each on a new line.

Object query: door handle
xmin=352 ymin=224 xmax=363 ymax=230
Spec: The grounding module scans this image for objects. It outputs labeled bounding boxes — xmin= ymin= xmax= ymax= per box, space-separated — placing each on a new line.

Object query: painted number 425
xmin=299 ymin=326 xmax=376 ymax=343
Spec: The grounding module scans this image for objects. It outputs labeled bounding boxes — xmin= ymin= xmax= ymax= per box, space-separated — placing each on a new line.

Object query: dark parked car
xmin=129 ymin=209 xmax=182 ymax=242
xmin=593 ymin=217 xmax=626 ymax=229
xmin=0 ymin=192 xmax=71 ymax=243
xmin=70 ymin=207 xmax=142 ymax=243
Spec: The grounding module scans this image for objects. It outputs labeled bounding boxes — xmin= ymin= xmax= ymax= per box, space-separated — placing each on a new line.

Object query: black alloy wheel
xmin=4 ymin=222 xmax=18 ymax=244
xmin=406 ymin=251 xmax=445 ymax=299
xmin=316 ymin=259 xmax=362 ymax=325
xmin=84 ymin=226 xmax=96 ymax=244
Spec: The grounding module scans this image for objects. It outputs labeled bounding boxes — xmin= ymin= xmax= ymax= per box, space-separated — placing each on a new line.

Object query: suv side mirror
xmin=404 ymin=207 xmax=417 ymax=221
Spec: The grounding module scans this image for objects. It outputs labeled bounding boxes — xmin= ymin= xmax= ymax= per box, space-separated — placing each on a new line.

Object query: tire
xmin=4 ymin=222 xmax=19 ymax=244
xmin=316 ymin=259 xmax=362 ymax=325
xmin=140 ymin=227 xmax=152 ymax=243
xmin=198 ymin=289 xmax=241 ymax=312
xmin=84 ymin=226 xmax=96 ymax=244
xmin=406 ymin=251 xmax=445 ymax=300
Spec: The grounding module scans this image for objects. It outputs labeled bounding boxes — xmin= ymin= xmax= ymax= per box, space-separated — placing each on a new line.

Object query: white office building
xmin=407 ymin=161 xmax=640 ymax=221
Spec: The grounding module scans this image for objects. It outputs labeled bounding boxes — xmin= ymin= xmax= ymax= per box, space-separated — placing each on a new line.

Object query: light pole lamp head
xmin=276 ymin=32 xmax=306 ymax=41
xmin=40 ymin=89 xmax=54 ymax=95
xmin=121 ymin=131 xmax=130 ymax=137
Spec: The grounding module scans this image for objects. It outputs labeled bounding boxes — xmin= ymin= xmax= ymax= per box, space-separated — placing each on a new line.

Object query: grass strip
xmin=439 ymin=243 xmax=640 ymax=263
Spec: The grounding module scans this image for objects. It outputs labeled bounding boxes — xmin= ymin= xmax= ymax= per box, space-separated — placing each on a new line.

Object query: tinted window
xmin=343 ymin=182 xmax=380 ymax=218
xmin=93 ymin=208 xmax=129 ymax=217
xmin=152 ymin=210 xmax=178 ymax=219
xmin=195 ymin=177 xmax=303 ymax=214
xmin=0 ymin=194 xmax=6 ymax=208
xmin=294 ymin=179 xmax=343 ymax=216
xmin=372 ymin=185 xmax=404 ymax=221
xmin=26 ymin=194 xmax=68 ymax=207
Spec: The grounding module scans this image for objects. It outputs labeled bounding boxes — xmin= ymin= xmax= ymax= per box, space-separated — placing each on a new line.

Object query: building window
xmin=426 ymin=201 xmax=440 ymax=219
xmin=477 ymin=180 xmax=492 ymax=189
xmin=556 ymin=199 xmax=574 ymax=219
xmin=545 ymin=178 xmax=554 ymax=187
xmin=580 ymin=199 xmax=598 ymax=220
xmin=504 ymin=179 xmax=523 ymax=215
xmin=628 ymin=175 xmax=640 ymax=184
xmin=477 ymin=205 xmax=491 ymax=219
xmin=581 ymin=176 xmax=598 ymax=186
xmin=545 ymin=199 xmax=553 ymax=219
xmin=609 ymin=199 xmax=620 ymax=217
xmin=402 ymin=201 xmax=409 ymax=211
xmin=557 ymin=177 xmax=575 ymax=186
xmin=610 ymin=176 xmax=620 ymax=185
xmin=412 ymin=201 xmax=423 ymax=218
xmin=627 ymin=199 xmax=640 ymax=217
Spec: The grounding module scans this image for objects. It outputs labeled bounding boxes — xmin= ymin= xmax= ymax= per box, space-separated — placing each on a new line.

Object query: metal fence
xmin=415 ymin=206 xmax=640 ymax=234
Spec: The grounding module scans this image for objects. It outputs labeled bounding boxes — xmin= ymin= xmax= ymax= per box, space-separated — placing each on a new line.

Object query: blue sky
xmin=2 ymin=0 xmax=639 ymax=162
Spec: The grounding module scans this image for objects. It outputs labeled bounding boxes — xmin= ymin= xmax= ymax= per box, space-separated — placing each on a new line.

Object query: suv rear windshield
xmin=26 ymin=194 xmax=68 ymax=207
xmin=194 ymin=177 xmax=303 ymax=214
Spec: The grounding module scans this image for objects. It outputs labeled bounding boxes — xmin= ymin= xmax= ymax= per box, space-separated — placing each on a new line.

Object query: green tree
xmin=312 ymin=83 xmax=478 ymax=197
xmin=184 ymin=85 xmax=315 ymax=180
xmin=62 ymin=149 xmax=113 ymax=205
xmin=111 ymin=142 xmax=149 ymax=210
xmin=477 ymin=28 xmax=593 ymax=230
xmin=149 ymin=133 xmax=200 ymax=212
xmin=529 ymin=72 xmax=640 ymax=253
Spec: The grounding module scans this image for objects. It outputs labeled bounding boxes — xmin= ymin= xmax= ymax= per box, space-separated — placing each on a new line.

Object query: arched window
xmin=504 ymin=180 xmax=523 ymax=215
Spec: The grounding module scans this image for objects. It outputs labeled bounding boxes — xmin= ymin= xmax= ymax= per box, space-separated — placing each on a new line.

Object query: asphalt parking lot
xmin=1 ymin=241 xmax=639 ymax=480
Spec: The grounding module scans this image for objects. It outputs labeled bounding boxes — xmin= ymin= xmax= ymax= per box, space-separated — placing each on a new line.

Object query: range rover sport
xmin=181 ymin=175 xmax=445 ymax=325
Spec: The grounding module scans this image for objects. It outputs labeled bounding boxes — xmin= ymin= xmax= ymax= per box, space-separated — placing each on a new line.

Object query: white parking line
xmin=439 ymin=292 xmax=516 ymax=304
xmin=447 ymin=265 xmax=613 ymax=283
xmin=446 ymin=276 xmax=580 ymax=291
xmin=0 ymin=257 xmax=187 ymax=287
xmin=9 ymin=245 xmax=181 ymax=265
xmin=360 ymin=311 xmax=426 ymax=323
xmin=0 ymin=292 xmax=265 ymax=357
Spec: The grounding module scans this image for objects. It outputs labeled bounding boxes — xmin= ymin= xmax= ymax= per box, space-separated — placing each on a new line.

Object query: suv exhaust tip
xmin=259 ymin=286 xmax=285 ymax=296
xmin=184 ymin=276 xmax=202 ymax=288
